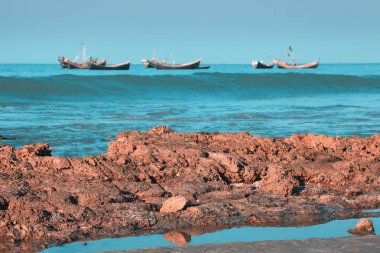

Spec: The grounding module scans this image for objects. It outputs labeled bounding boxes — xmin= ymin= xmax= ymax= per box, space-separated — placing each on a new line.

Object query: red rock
xmin=185 ymin=206 xmax=203 ymax=217
xmin=160 ymin=196 xmax=190 ymax=213
xmin=348 ymin=218 xmax=375 ymax=235
xmin=0 ymin=126 xmax=379 ymax=252
xmin=16 ymin=143 xmax=51 ymax=157
xmin=260 ymin=164 xmax=301 ymax=197
xmin=208 ymin=152 xmax=245 ymax=173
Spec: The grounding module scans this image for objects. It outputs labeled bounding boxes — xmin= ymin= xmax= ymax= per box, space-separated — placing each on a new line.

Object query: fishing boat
xmin=273 ymin=46 xmax=318 ymax=69
xmin=142 ymin=58 xmax=162 ymax=68
xmin=88 ymin=60 xmax=131 ymax=70
xmin=142 ymin=49 xmax=160 ymax=68
xmin=62 ymin=58 xmax=106 ymax=69
xmin=58 ymin=44 xmax=106 ymax=69
xmin=252 ymin=60 xmax=274 ymax=69
xmin=273 ymin=59 xmax=319 ymax=69
xmin=59 ymin=56 xmax=106 ymax=69
xmin=155 ymin=59 xmax=202 ymax=70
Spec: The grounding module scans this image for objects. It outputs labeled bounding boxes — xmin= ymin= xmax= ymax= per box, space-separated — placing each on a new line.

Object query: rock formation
xmin=0 ymin=126 xmax=379 ymax=252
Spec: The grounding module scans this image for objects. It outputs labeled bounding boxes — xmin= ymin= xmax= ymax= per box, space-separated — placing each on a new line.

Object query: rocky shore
xmin=0 ymin=126 xmax=379 ymax=252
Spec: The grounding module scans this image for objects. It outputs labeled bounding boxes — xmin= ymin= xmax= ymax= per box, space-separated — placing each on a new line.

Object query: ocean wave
xmin=0 ymin=73 xmax=379 ymax=100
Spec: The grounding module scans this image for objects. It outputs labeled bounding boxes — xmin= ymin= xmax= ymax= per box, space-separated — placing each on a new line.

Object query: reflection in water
xmin=41 ymin=217 xmax=380 ymax=253
xmin=163 ymin=231 xmax=191 ymax=245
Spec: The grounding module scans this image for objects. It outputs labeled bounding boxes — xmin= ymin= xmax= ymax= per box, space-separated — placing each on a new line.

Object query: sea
xmin=0 ymin=63 xmax=379 ymax=157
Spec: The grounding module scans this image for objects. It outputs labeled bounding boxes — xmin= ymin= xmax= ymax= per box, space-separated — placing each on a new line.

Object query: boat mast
xmin=289 ymin=46 xmax=296 ymax=66
xmin=81 ymin=43 xmax=87 ymax=64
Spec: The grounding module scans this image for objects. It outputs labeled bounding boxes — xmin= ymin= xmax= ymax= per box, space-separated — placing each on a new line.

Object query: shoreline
xmin=0 ymin=126 xmax=379 ymax=252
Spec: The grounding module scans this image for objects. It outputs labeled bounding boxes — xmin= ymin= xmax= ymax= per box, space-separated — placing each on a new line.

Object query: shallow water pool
xmin=41 ymin=217 xmax=379 ymax=253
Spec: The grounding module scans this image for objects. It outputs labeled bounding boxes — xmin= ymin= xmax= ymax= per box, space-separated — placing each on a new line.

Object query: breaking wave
xmin=0 ymin=73 xmax=379 ymax=100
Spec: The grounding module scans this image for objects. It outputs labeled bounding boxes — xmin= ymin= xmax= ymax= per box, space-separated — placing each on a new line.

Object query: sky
xmin=0 ymin=0 xmax=379 ymax=64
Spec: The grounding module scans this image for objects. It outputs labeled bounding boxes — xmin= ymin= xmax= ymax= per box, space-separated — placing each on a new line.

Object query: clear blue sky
xmin=1 ymin=0 xmax=379 ymax=64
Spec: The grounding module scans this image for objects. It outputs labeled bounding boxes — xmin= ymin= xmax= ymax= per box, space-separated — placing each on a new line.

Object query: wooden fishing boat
xmin=273 ymin=59 xmax=319 ymax=69
xmin=88 ymin=60 xmax=131 ymax=70
xmin=252 ymin=60 xmax=274 ymax=69
xmin=63 ymin=58 xmax=106 ymax=69
xmin=58 ymin=57 xmax=106 ymax=69
xmin=142 ymin=58 xmax=157 ymax=68
xmin=155 ymin=59 xmax=201 ymax=70
xmin=58 ymin=44 xmax=106 ymax=69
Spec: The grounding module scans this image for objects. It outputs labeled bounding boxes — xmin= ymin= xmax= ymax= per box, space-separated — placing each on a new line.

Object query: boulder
xmin=160 ymin=196 xmax=189 ymax=213
xmin=348 ymin=218 xmax=375 ymax=235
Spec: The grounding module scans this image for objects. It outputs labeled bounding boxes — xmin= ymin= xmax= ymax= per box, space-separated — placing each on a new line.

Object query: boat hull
xmin=274 ymin=59 xmax=318 ymax=69
xmin=59 ymin=57 xmax=106 ymax=69
xmin=88 ymin=61 xmax=131 ymax=70
xmin=155 ymin=60 xmax=201 ymax=70
xmin=252 ymin=60 xmax=274 ymax=69
xmin=66 ymin=62 xmax=88 ymax=69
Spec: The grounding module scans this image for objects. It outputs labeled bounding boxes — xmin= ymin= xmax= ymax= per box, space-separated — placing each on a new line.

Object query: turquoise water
xmin=0 ymin=64 xmax=380 ymax=156
xmin=41 ymin=217 xmax=379 ymax=253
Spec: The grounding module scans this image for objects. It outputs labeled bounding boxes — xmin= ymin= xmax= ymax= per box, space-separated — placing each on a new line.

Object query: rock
xmin=148 ymin=125 xmax=174 ymax=135
xmin=348 ymin=218 xmax=375 ymax=235
xmin=0 ymin=127 xmax=379 ymax=252
xmin=160 ymin=196 xmax=189 ymax=213
xmin=208 ymin=153 xmax=245 ymax=173
xmin=185 ymin=206 xmax=203 ymax=216
xmin=17 ymin=143 xmax=51 ymax=157
xmin=163 ymin=231 xmax=191 ymax=245
xmin=260 ymin=165 xmax=301 ymax=197
xmin=51 ymin=157 xmax=71 ymax=170
xmin=0 ymin=135 xmax=4 ymax=140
